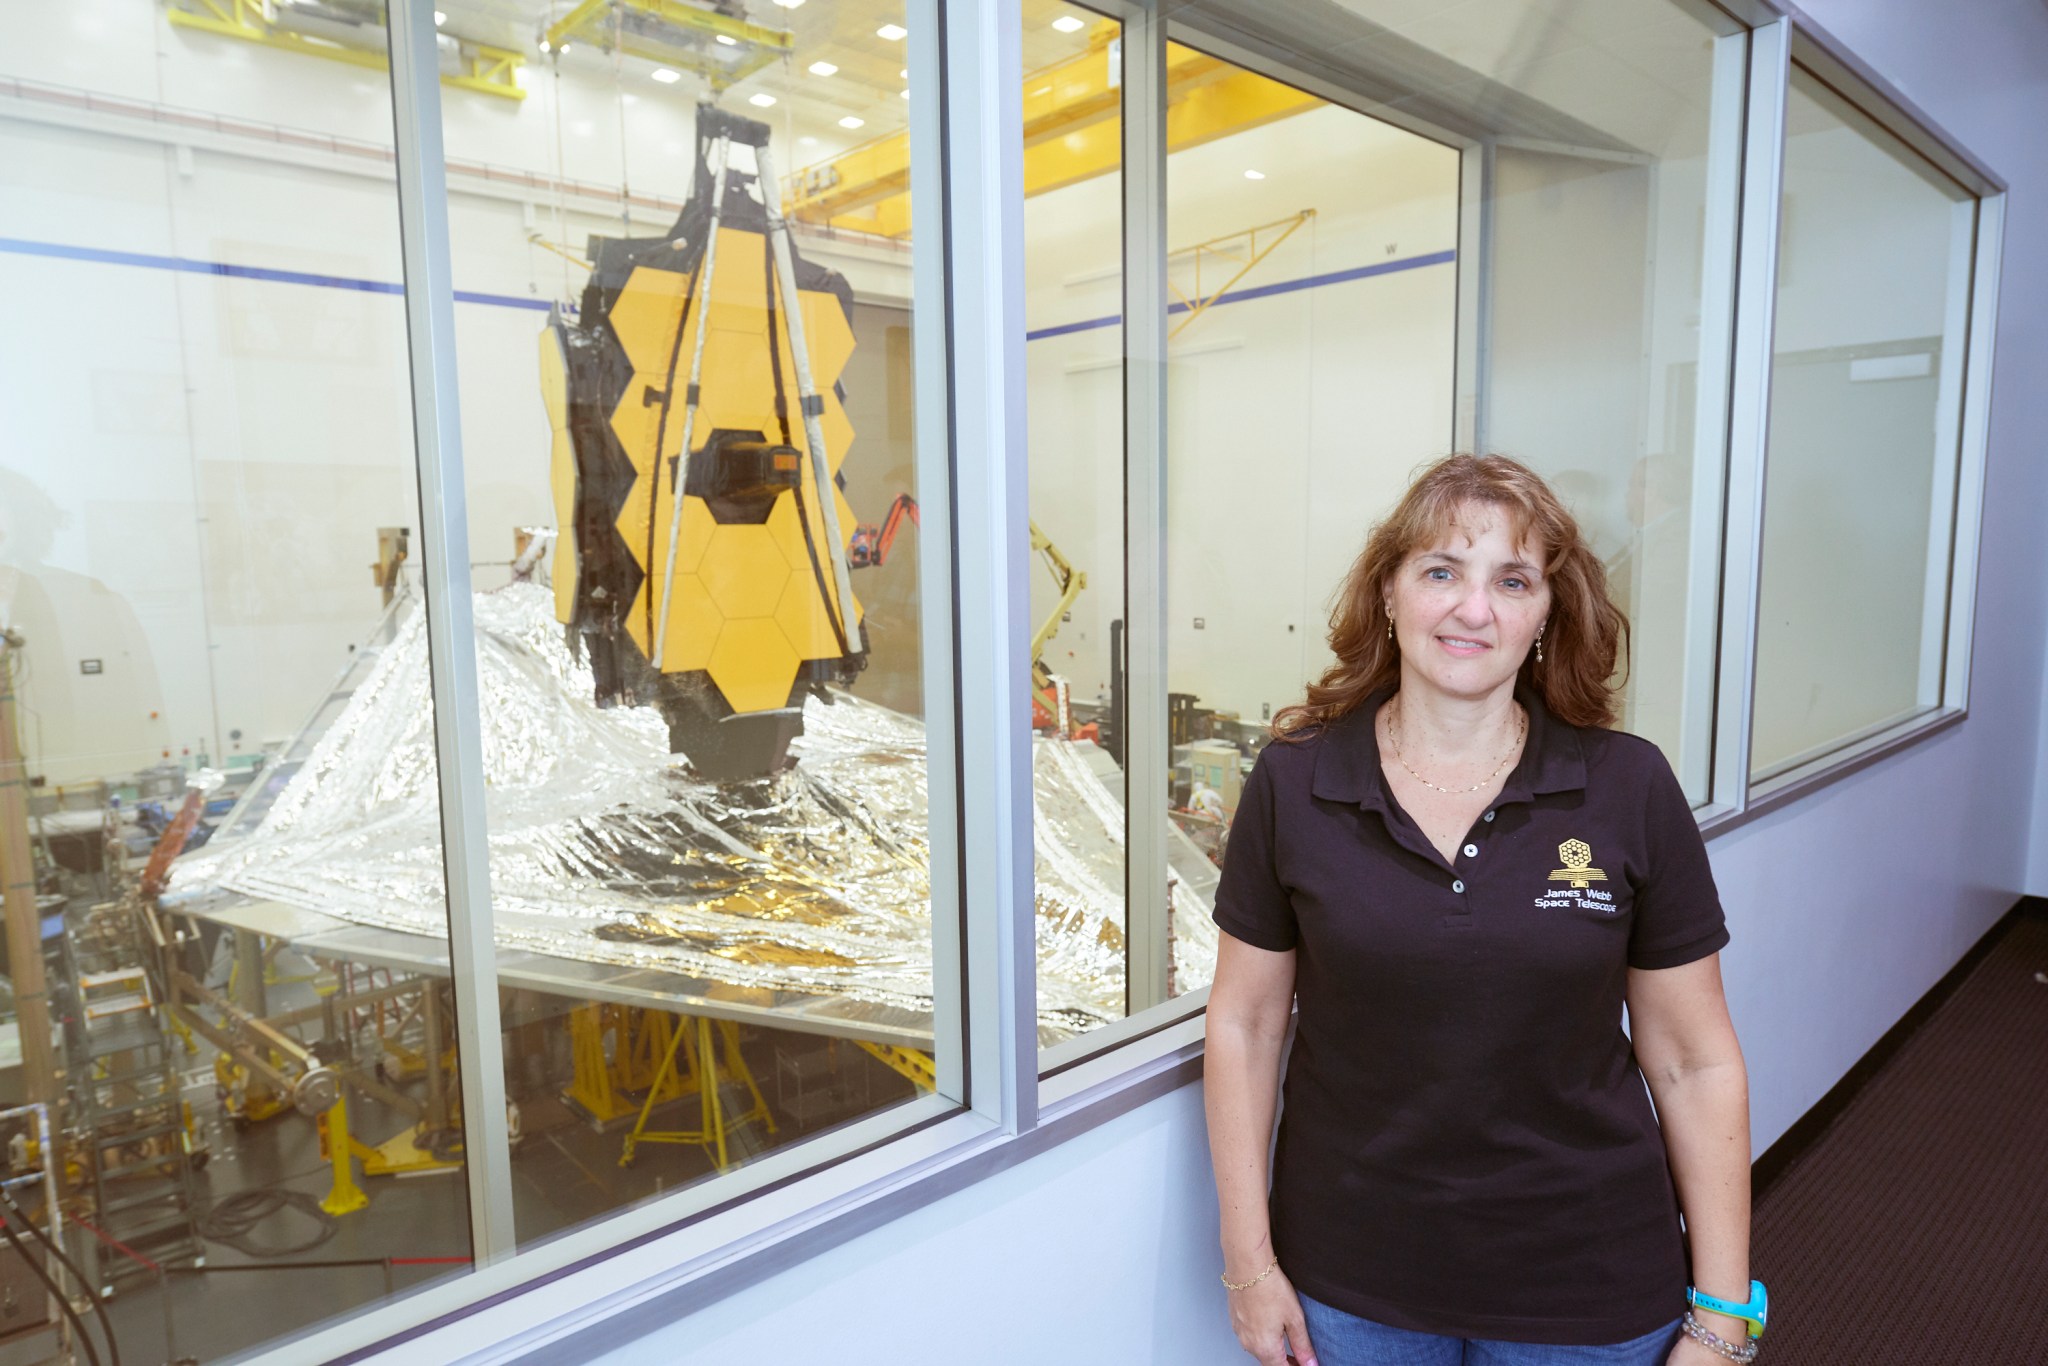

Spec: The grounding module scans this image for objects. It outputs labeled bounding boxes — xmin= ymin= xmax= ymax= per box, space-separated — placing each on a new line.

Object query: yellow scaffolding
xmin=855 ymin=1041 xmax=936 ymax=1091
xmin=787 ymin=33 xmax=1321 ymax=239
xmin=166 ymin=0 xmax=527 ymax=102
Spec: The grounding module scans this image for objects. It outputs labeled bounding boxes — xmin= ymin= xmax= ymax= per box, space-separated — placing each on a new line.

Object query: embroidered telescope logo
xmin=1548 ymin=839 xmax=1607 ymax=889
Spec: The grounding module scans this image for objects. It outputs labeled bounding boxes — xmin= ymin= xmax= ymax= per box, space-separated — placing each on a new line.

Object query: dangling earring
xmin=1535 ymin=625 xmax=1546 ymax=665
xmin=1386 ymin=609 xmax=1394 ymax=642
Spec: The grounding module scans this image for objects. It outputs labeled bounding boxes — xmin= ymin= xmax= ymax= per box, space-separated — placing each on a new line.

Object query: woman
xmin=1205 ymin=456 xmax=1760 ymax=1366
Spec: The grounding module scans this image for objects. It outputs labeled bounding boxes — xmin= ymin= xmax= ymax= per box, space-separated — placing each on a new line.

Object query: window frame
xmin=232 ymin=2 xmax=2006 ymax=1360
xmin=1699 ymin=21 xmax=2005 ymax=836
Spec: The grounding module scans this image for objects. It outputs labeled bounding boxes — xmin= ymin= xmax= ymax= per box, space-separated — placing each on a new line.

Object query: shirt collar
xmin=1309 ymin=681 xmax=1588 ymax=812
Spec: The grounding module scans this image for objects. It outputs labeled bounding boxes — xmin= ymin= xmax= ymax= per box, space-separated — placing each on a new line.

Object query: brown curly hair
xmin=1271 ymin=454 xmax=1629 ymax=738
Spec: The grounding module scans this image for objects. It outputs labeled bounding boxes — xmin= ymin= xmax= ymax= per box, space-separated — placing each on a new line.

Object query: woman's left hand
xmin=1666 ymin=1336 xmax=1725 ymax=1364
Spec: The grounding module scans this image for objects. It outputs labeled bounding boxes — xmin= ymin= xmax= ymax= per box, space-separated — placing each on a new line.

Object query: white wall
xmin=583 ymin=1087 xmax=1243 ymax=1366
xmin=548 ymin=1 xmax=2048 ymax=1360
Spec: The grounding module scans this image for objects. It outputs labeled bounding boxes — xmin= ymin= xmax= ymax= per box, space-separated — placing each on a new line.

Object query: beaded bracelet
xmin=1220 ymin=1257 xmax=1280 ymax=1292
xmin=1681 ymin=1312 xmax=1760 ymax=1363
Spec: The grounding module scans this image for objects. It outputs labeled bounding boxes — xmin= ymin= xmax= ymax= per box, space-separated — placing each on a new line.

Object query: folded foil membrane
xmin=174 ymin=584 xmax=1219 ymax=1043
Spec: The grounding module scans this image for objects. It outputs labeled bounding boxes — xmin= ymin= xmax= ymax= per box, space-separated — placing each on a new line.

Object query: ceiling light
xmin=772 ymin=0 xmax=805 ymax=7
xmin=750 ymin=92 xmax=777 ymax=107
xmin=899 ymin=89 xmax=909 ymax=99
xmin=899 ymin=68 xmax=907 ymax=79
xmin=433 ymin=9 xmax=446 ymax=25
xmin=799 ymin=135 xmax=819 ymax=146
xmin=1052 ymin=15 xmax=1086 ymax=32
xmin=876 ymin=23 xmax=907 ymax=41
xmin=715 ymin=34 xmax=736 ymax=45
xmin=1244 ymin=169 xmax=1265 ymax=180
xmin=839 ymin=115 xmax=865 ymax=129
xmin=651 ymin=67 xmax=681 ymax=83
xmin=808 ymin=61 xmax=838 ymax=76
xmin=538 ymin=38 xmax=550 ymax=52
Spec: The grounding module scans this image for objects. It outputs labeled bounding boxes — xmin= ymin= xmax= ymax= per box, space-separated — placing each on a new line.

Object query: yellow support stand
xmin=619 ymin=1010 xmax=689 ymax=1100
xmin=563 ymin=1004 xmax=639 ymax=1126
xmin=353 ymin=1122 xmax=462 ymax=1178
xmin=317 ymin=1096 xmax=370 ymax=1216
xmin=618 ymin=1015 xmax=776 ymax=1171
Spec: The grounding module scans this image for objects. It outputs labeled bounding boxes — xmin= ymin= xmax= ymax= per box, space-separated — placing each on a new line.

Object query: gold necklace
xmin=1383 ymin=701 xmax=1526 ymax=795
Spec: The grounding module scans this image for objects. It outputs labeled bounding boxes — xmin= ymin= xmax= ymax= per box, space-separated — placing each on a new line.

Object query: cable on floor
xmin=195 ymin=1188 xmax=337 ymax=1258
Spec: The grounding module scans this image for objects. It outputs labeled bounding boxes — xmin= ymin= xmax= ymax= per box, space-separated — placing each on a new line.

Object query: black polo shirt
xmin=1213 ymin=685 xmax=1729 ymax=1346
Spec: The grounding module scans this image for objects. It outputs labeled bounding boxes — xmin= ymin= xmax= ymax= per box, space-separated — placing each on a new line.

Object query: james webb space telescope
xmin=543 ymin=107 xmax=910 ymax=779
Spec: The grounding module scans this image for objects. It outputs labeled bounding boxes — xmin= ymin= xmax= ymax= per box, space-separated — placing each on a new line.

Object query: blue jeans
xmin=1296 ymin=1292 xmax=1682 ymax=1366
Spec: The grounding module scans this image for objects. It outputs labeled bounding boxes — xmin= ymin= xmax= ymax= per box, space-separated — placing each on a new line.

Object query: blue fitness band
xmin=1687 ymin=1280 xmax=1769 ymax=1339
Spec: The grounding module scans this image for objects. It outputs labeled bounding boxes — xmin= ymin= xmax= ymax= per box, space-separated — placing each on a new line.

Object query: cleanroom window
xmin=1748 ymin=66 xmax=1978 ymax=784
xmin=0 ymin=0 xmax=481 ymax=1356
xmin=1020 ymin=0 xmax=1137 ymax=1051
xmin=1153 ymin=0 xmax=1751 ymax=809
xmin=2 ymin=0 xmax=953 ymax=1358
xmin=1157 ymin=40 xmax=1460 ymax=1020
xmin=437 ymin=0 xmax=947 ymax=1249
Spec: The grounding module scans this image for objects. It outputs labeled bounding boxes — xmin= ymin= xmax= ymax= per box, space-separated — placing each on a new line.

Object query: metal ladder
xmin=62 ymin=901 xmax=205 ymax=1295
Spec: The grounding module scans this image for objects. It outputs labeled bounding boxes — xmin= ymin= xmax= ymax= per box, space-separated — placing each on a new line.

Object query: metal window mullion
xmin=1942 ymin=192 xmax=2004 ymax=713
xmin=386 ymin=0 xmax=515 ymax=1262
xmin=906 ymin=0 xmax=966 ymax=1104
xmin=1679 ymin=29 xmax=1751 ymax=804
xmin=1453 ymin=140 xmax=1493 ymax=454
xmin=1121 ymin=1 xmax=1170 ymax=1018
xmin=1915 ymin=196 xmax=1977 ymax=709
xmin=1710 ymin=18 xmax=1791 ymax=814
xmin=941 ymin=0 xmax=1035 ymax=1132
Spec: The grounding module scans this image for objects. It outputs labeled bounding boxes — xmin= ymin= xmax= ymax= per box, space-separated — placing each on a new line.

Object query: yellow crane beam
xmin=788 ymin=34 xmax=1321 ymax=240
xmin=544 ymin=0 xmax=793 ymax=93
xmin=167 ymin=0 xmax=526 ymax=102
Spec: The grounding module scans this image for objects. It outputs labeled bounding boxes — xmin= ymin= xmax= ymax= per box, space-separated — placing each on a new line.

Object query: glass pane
xmin=438 ymin=0 xmax=939 ymax=1244
xmin=1749 ymin=68 xmax=1975 ymax=781
xmin=1161 ymin=44 xmax=1458 ymax=997
xmin=1 ymin=2 xmax=476 ymax=1357
xmin=1021 ymin=2 xmax=1131 ymax=1051
xmin=1163 ymin=0 xmax=1747 ymax=803
xmin=1453 ymin=2 xmax=1739 ymax=801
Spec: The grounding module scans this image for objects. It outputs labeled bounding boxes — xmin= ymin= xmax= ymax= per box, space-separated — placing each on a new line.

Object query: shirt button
xmin=1463 ymin=843 xmax=1479 ymax=858
xmin=1452 ymin=879 xmax=1465 ymax=894
xmin=1483 ymin=810 xmax=1496 ymax=822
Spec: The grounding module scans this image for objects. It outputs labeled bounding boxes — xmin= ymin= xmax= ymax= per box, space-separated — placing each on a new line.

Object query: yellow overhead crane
xmin=788 ymin=29 xmax=1321 ymax=239
xmin=543 ymin=0 xmax=794 ymax=91
xmin=166 ymin=0 xmax=527 ymax=101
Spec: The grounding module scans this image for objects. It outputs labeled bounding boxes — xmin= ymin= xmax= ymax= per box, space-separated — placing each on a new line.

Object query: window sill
xmin=280 ymin=1019 xmax=1209 ymax=1364
xmin=1698 ymin=705 xmax=1966 ymax=839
